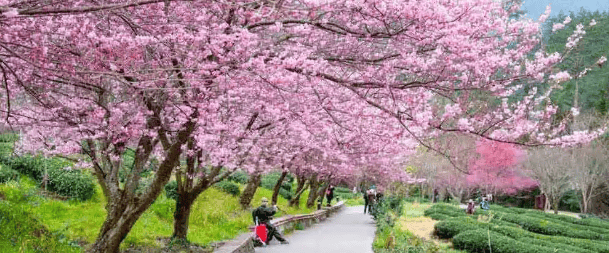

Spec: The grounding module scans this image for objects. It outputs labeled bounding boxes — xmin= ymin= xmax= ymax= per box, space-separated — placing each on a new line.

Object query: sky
xmin=521 ymin=0 xmax=609 ymax=19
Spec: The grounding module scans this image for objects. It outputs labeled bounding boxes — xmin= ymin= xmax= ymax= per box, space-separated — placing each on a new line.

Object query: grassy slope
xmin=1 ymin=177 xmax=314 ymax=252
xmin=0 ymin=177 xmax=82 ymax=253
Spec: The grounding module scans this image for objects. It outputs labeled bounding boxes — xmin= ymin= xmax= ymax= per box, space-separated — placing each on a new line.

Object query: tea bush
xmin=214 ymin=180 xmax=240 ymax=196
xmin=453 ymin=229 xmax=573 ymax=253
xmin=47 ymin=168 xmax=96 ymax=201
xmin=0 ymin=165 xmax=19 ymax=183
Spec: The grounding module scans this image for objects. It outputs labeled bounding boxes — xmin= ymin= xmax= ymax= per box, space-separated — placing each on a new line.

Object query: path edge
xmin=214 ymin=201 xmax=346 ymax=253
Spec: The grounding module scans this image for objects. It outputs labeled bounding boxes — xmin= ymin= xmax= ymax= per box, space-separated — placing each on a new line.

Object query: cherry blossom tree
xmin=1 ymin=0 xmax=607 ymax=252
xmin=466 ymin=139 xmax=537 ymax=196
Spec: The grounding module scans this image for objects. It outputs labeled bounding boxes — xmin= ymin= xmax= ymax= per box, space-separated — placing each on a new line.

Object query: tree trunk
xmin=87 ymin=201 xmax=144 ymax=253
xmin=289 ymin=177 xmax=307 ymax=207
xmin=581 ymin=192 xmax=587 ymax=214
xmin=271 ymin=171 xmax=288 ymax=205
xmin=306 ymin=177 xmax=320 ymax=209
xmin=240 ymin=173 xmax=262 ymax=209
xmin=317 ymin=183 xmax=329 ymax=207
xmin=551 ymin=196 xmax=560 ymax=214
xmin=172 ymin=193 xmax=195 ymax=240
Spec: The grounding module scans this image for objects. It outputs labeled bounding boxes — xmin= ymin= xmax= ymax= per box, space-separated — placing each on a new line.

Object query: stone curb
xmin=214 ymin=201 xmax=345 ymax=253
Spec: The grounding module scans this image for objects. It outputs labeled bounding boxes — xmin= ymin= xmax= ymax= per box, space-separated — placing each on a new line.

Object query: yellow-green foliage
xmin=23 ymin=182 xmax=314 ymax=250
xmin=0 ymin=178 xmax=81 ymax=253
xmin=345 ymin=195 xmax=365 ymax=206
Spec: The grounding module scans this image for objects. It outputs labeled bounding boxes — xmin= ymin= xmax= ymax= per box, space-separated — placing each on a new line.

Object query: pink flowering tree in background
xmin=466 ymin=139 xmax=537 ymax=196
xmin=1 ymin=0 xmax=607 ymax=252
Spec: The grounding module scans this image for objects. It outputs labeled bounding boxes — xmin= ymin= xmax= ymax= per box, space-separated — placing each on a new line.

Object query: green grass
xmin=344 ymin=195 xmax=365 ymax=206
xmin=401 ymin=201 xmax=431 ymax=218
xmin=1 ymin=177 xmax=316 ymax=251
xmin=0 ymin=178 xmax=82 ymax=253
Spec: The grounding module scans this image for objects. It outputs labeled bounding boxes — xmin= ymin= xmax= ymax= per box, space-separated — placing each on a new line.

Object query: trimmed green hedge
xmin=213 ymin=180 xmax=240 ymax=196
xmin=482 ymin=204 xmax=609 ymax=233
xmin=424 ymin=203 xmax=467 ymax=218
xmin=491 ymin=225 xmax=609 ymax=253
xmin=227 ymin=171 xmax=248 ymax=184
xmin=497 ymin=212 xmax=608 ymax=240
xmin=426 ymin=203 xmax=609 ymax=253
xmin=433 ymin=216 xmax=519 ymax=239
xmin=46 ymin=168 xmax=95 ymax=201
xmin=434 ymin=217 xmax=480 ymax=239
xmin=2 ymin=156 xmax=46 ymax=182
xmin=519 ymin=210 xmax=609 ymax=232
xmin=0 ymin=156 xmax=95 ymax=201
xmin=453 ymin=229 xmax=574 ymax=253
xmin=260 ymin=172 xmax=292 ymax=192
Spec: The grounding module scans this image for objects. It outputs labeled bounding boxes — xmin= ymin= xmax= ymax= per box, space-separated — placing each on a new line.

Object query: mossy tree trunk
xmin=306 ymin=176 xmax=321 ymax=209
xmin=289 ymin=175 xmax=308 ymax=208
xmin=87 ymin=114 xmax=197 ymax=253
xmin=240 ymin=172 xmax=262 ymax=209
xmin=271 ymin=170 xmax=289 ymax=205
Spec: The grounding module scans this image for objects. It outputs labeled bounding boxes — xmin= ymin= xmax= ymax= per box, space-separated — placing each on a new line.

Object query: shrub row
xmin=0 ymin=165 xmax=19 ymax=183
xmin=519 ymin=211 xmax=609 ymax=235
xmin=478 ymin=206 xmax=609 ymax=239
xmin=428 ymin=204 xmax=609 ymax=252
xmin=453 ymin=229 xmax=575 ymax=253
xmin=433 ymin=216 xmax=519 ymax=238
xmin=515 ymin=209 xmax=609 ymax=232
xmin=496 ymin=203 xmax=609 ymax=230
xmin=214 ymin=180 xmax=240 ymax=197
xmin=1 ymin=155 xmax=47 ymax=182
xmin=491 ymin=224 xmax=609 ymax=253
xmin=434 ymin=216 xmax=480 ymax=239
xmin=46 ymin=168 xmax=96 ymax=201
xmin=497 ymin=212 xmax=608 ymax=240
xmin=0 ymin=156 xmax=96 ymax=201
xmin=423 ymin=203 xmax=467 ymax=219
xmin=226 ymin=171 xmax=248 ymax=184
xmin=260 ymin=172 xmax=292 ymax=192
xmin=433 ymin=212 xmax=609 ymax=253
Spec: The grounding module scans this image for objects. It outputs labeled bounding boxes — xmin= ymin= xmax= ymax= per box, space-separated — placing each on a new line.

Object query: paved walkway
xmin=255 ymin=206 xmax=376 ymax=253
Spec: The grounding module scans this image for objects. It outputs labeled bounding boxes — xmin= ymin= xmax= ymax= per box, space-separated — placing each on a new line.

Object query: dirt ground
xmin=401 ymin=216 xmax=437 ymax=240
xmin=399 ymin=202 xmax=438 ymax=241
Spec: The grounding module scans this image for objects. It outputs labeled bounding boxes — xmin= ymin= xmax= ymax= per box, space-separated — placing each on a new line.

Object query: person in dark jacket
xmin=252 ymin=197 xmax=289 ymax=244
xmin=325 ymin=185 xmax=335 ymax=207
xmin=363 ymin=190 xmax=369 ymax=214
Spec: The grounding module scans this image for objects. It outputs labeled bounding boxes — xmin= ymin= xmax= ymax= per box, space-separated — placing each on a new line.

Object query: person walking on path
xmin=252 ymin=197 xmax=289 ymax=245
xmin=325 ymin=185 xmax=335 ymax=207
xmin=365 ymin=188 xmax=376 ymax=214
xmin=363 ymin=190 xmax=370 ymax=214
